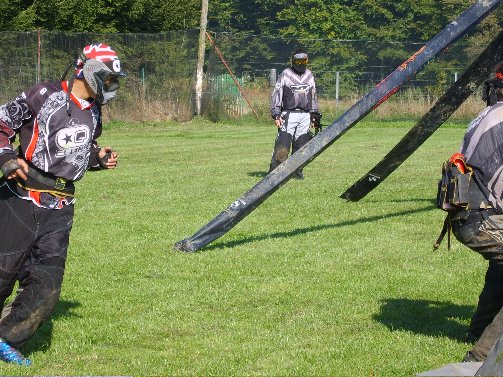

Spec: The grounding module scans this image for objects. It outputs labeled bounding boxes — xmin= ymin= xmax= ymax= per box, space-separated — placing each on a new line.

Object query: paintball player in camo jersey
xmin=269 ymin=48 xmax=320 ymax=180
xmin=0 ymin=43 xmax=126 ymax=366
xmin=449 ymin=63 xmax=503 ymax=363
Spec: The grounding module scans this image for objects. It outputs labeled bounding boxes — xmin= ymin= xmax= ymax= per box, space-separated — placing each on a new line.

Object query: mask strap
xmin=60 ymin=60 xmax=75 ymax=81
xmin=66 ymin=74 xmax=75 ymax=116
xmin=60 ymin=57 xmax=80 ymax=116
xmin=489 ymin=82 xmax=498 ymax=106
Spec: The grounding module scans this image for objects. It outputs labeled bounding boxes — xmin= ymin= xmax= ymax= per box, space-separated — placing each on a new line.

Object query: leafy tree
xmin=3 ymin=0 xmax=503 ymax=102
xmin=126 ymin=0 xmax=201 ymax=32
xmin=208 ymin=0 xmax=292 ymax=34
xmin=0 ymin=0 xmax=36 ymax=30
xmin=0 ymin=0 xmax=201 ymax=33
xmin=277 ymin=1 xmax=367 ymax=40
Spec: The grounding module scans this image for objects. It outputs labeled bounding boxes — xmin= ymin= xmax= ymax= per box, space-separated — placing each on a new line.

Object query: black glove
xmin=310 ymin=111 xmax=322 ymax=123
xmin=97 ymin=151 xmax=112 ymax=169
xmin=1 ymin=159 xmax=21 ymax=177
xmin=271 ymin=111 xmax=282 ymax=120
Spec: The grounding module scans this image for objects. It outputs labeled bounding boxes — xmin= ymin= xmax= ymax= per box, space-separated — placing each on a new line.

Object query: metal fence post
xmin=37 ymin=29 xmax=41 ymax=83
xmin=270 ymin=68 xmax=276 ymax=87
xmin=336 ymin=71 xmax=340 ymax=113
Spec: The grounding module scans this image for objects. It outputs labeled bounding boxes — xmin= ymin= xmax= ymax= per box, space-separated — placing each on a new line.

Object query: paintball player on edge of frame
xmin=448 ymin=62 xmax=503 ymax=363
xmin=269 ymin=48 xmax=320 ymax=180
xmin=0 ymin=43 xmax=126 ymax=366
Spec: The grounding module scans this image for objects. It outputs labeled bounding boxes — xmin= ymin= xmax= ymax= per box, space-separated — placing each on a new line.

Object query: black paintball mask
xmin=482 ymin=75 xmax=503 ymax=106
xmin=291 ymin=50 xmax=308 ymax=74
xmin=482 ymin=63 xmax=503 ymax=106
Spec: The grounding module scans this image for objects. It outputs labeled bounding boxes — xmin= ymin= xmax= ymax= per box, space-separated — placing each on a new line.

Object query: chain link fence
xmin=0 ymin=30 xmax=199 ymax=122
xmin=0 ymin=30 xmax=487 ymax=122
xmin=205 ymin=31 xmax=487 ymax=120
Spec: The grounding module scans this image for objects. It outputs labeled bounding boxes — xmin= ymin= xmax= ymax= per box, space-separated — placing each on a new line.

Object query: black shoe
xmin=466 ymin=331 xmax=479 ymax=344
xmin=462 ymin=351 xmax=479 ymax=362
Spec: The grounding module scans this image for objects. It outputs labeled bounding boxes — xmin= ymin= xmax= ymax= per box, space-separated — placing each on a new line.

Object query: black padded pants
xmin=451 ymin=210 xmax=503 ymax=360
xmin=0 ymin=185 xmax=73 ymax=348
xmin=269 ymin=131 xmax=310 ymax=175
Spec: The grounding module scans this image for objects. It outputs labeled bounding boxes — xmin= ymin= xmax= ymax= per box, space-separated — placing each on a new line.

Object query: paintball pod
xmin=310 ymin=111 xmax=323 ymax=136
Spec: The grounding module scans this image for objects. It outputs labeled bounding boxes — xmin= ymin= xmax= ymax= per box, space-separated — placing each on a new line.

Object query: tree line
xmin=2 ymin=0 xmax=502 ymax=116
xmin=2 ymin=0 xmax=501 ymax=44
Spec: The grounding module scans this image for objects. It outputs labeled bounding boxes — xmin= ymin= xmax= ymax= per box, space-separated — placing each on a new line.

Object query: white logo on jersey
xmin=55 ymin=126 xmax=90 ymax=155
xmin=291 ymin=84 xmax=309 ymax=94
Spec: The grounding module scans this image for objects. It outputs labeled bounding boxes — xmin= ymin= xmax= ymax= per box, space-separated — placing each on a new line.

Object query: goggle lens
xmin=293 ymin=58 xmax=308 ymax=65
xmin=103 ymin=75 xmax=120 ymax=91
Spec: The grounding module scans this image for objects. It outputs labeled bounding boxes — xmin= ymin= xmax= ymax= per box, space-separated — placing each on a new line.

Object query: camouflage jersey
xmin=0 ymin=81 xmax=104 ymax=209
xmin=461 ymin=102 xmax=503 ymax=212
xmin=270 ymin=67 xmax=318 ymax=119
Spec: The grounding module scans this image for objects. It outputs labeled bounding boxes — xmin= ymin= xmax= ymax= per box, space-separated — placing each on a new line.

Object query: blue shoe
xmin=0 ymin=338 xmax=31 ymax=366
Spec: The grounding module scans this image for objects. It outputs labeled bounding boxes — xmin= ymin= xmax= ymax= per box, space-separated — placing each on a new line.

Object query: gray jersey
xmin=461 ymin=102 xmax=503 ymax=212
xmin=270 ymin=67 xmax=318 ymax=118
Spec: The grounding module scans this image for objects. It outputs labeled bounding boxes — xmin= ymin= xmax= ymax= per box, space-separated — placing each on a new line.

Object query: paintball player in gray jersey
xmin=449 ymin=63 xmax=503 ymax=362
xmin=269 ymin=48 xmax=320 ymax=180
xmin=0 ymin=43 xmax=126 ymax=366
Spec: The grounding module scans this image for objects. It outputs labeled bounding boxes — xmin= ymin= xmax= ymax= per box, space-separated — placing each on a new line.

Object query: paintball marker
xmin=311 ymin=111 xmax=323 ymax=136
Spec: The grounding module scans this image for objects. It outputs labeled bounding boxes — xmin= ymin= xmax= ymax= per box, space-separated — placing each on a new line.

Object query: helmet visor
xmin=103 ymin=74 xmax=121 ymax=92
xmin=95 ymin=69 xmax=123 ymax=92
xmin=292 ymin=57 xmax=308 ymax=66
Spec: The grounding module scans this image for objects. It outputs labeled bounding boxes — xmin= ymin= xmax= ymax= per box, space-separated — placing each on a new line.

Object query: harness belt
xmin=287 ymin=109 xmax=309 ymax=113
xmin=434 ymin=179 xmax=495 ymax=251
xmin=16 ymin=163 xmax=75 ymax=197
xmin=434 ymin=154 xmax=498 ymax=250
xmin=434 ymin=216 xmax=452 ymax=251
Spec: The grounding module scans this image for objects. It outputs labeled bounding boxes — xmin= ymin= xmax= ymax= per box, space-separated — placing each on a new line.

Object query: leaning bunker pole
xmin=341 ymin=27 xmax=503 ymax=202
xmin=174 ymin=0 xmax=501 ymax=253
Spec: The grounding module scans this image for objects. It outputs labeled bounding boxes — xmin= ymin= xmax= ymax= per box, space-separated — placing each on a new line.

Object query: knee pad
xmin=272 ymin=131 xmax=293 ymax=163
xmin=17 ymin=262 xmax=65 ymax=320
xmin=0 ymin=263 xmax=65 ymax=348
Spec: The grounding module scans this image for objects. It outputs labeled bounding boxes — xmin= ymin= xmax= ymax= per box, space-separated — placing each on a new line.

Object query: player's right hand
xmin=2 ymin=158 xmax=29 ymax=180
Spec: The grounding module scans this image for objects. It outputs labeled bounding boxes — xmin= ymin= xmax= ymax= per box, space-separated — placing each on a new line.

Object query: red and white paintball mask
xmin=75 ymin=43 xmax=127 ymax=105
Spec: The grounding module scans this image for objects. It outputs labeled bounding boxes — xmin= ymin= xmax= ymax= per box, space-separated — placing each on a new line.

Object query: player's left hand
xmin=99 ymin=147 xmax=118 ymax=169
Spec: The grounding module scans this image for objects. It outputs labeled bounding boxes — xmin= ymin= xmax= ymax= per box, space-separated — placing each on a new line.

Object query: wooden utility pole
xmin=195 ymin=0 xmax=208 ymax=116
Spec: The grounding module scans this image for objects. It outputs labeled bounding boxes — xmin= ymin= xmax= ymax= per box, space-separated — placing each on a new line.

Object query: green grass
xmin=2 ymin=117 xmax=487 ymax=376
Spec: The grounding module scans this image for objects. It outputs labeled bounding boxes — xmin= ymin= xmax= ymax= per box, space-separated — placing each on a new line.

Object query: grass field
xmin=1 ymin=116 xmax=489 ymax=376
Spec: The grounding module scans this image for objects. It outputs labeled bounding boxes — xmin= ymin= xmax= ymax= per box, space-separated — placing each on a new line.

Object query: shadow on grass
xmin=205 ymin=204 xmax=435 ymax=251
xmin=365 ymin=198 xmax=437 ymax=206
xmin=373 ymin=298 xmax=474 ymax=342
xmin=248 ymin=171 xmax=268 ymax=178
xmin=22 ymin=299 xmax=82 ymax=355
